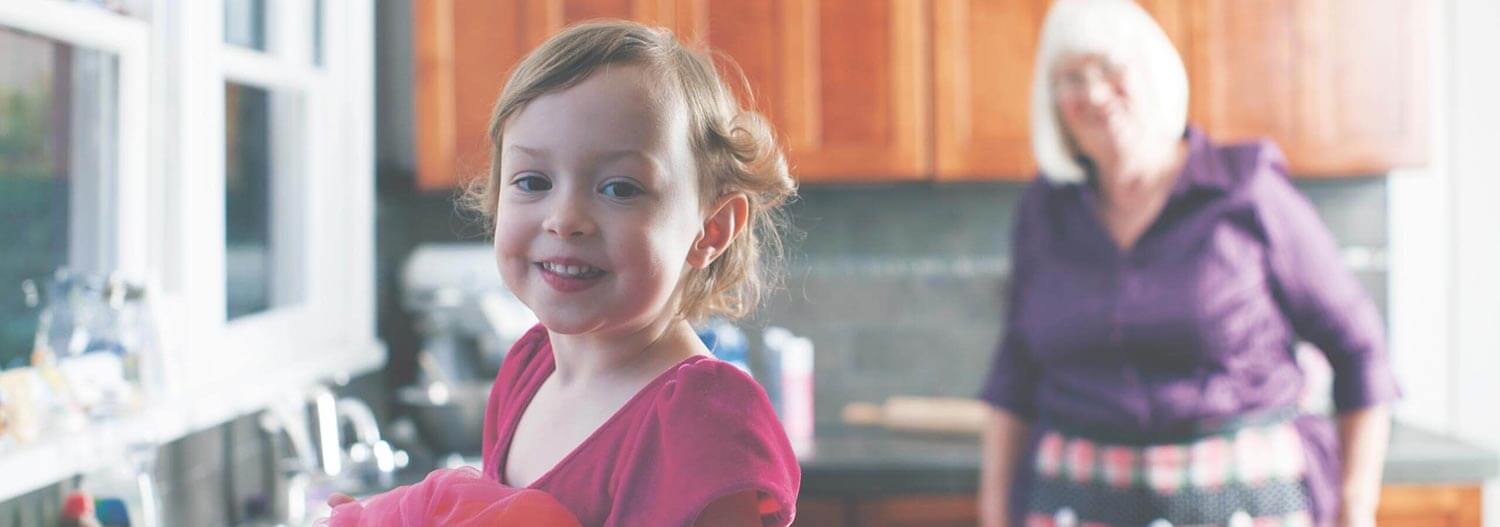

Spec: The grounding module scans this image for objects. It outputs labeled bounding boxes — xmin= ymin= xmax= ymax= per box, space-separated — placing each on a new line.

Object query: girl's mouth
xmin=536 ymin=260 xmax=607 ymax=292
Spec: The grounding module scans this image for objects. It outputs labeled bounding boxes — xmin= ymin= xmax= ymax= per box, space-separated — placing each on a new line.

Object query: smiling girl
xmin=462 ymin=20 xmax=801 ymax=527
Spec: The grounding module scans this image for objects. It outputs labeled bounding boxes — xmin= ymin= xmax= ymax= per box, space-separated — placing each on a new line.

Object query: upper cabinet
xmin=1186 ymin=0 xmax=1429 ymax=176
xmin=695 ymin=0 xmax=931 ymax=182
xmin=931 ymin=0 xmax=1049 ymax=180
xmin=412 ymin=0 xmax=1430 ymax=189
xmin=412 ymin=0 xmax=694 ymax=190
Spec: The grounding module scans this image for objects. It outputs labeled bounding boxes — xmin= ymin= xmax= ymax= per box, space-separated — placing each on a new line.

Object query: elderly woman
xmin=977 ymin=1 xmax=1398 ymax=526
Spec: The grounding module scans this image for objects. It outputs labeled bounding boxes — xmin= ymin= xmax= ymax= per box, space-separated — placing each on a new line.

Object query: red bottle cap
xmin=61 ymin=491 xmax=94 ymax=519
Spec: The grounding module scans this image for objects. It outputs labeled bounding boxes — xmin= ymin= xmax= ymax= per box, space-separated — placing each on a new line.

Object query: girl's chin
xmin=530 ymin=311 xmax=607 ymax=336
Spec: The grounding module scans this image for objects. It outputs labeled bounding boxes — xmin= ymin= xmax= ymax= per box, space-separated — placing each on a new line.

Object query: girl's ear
xmin=687 ymin=193 xmax=749 ymax=269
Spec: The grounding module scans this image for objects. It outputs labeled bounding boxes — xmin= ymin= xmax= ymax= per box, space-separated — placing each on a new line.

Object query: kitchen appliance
xmin=401 ymin=243 xmax=535 ymax=383
xmin=399 ymin=244 xmax=534 ymax=455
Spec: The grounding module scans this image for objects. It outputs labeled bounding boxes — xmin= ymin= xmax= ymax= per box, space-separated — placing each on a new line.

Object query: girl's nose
xmin=542 ymin=194 xmax=597 ymax=239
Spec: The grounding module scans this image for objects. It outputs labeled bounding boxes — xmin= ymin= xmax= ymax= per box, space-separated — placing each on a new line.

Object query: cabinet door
xmin=413 ymin=0 xmax=689 ymax=190
xmin=698 ymin=0 xmax=931 ymax=182
xmin=932 ymin=0 xmax=1050 ymax=181
xmin=1185 ymin=0 xmax=1428 ymax=176
xmin=792 ymin=498 xmax=851 ymax=526
xmin=1290 ymin=0 xmax=1429 ymax=175
xmin=1182 ymin=0 xmax=1299 ymax=159
xmin=1376 ymin=484 xmax=1483 ymax=527
xmin=856 ymin=495 xmax=978 ymax=527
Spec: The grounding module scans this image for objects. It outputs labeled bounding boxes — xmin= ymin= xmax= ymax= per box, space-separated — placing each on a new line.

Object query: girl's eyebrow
xmin=506 ymin=145 xmax=665 ymax=175
xmin=507 ymin=144 xmax=550 ymax=159
xmin=506 ymin=145 xmax=654 ymax=165
xmin=594 ymin=149 xmax=661 ymax=167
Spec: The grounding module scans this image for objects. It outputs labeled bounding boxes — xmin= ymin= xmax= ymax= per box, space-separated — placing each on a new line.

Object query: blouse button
xmin=1229 ymin=510 xmax=1253 ymax=527
xmin=1053 ymin=507 xmax=1077 ymax=527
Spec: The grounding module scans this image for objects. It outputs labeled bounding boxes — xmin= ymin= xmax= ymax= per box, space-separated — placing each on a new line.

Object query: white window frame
xmin=162 ymin=0 xmax=381 ymax=402
xmin=0 ymin=0 xmax=379 ymax=500
xmin=0 ymin=1 xmax=151 ymax=281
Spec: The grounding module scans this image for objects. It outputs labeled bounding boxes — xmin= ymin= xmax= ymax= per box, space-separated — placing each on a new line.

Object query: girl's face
xmin=494 ymin=65 xmax=706 ymax=336
xmin=1053 ymin=53 xmax=1142 ymax=168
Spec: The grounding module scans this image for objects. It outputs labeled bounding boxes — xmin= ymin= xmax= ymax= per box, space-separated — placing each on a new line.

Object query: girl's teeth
xmin=543 ymin=263 xmax=598 ymax=277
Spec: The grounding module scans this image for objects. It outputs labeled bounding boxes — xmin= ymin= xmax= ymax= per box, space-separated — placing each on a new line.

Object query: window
xmin=0 ymin=0 xmax=375 ymax=500
xmin=0 ymin=11 xmax=135 ymax=369
xmin=0 ymin=0 xmax=375 ymax=437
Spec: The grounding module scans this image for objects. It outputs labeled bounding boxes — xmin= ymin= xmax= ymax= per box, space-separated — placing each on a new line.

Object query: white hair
xmin=1030 ymin=0 xmax=1189 ymax=184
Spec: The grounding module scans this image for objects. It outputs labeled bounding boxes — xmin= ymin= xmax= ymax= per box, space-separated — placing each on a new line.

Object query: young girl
xmin=464 ymin=20 xmax=801 ymax=527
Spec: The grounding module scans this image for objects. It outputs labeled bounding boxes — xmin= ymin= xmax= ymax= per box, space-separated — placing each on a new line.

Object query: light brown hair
xmin=461 ymin=20 xmax=796 ymax=322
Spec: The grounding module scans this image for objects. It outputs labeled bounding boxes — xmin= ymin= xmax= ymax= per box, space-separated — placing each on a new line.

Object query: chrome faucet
xmin=259 ymin=385 xmax=407 ymax=526
xmin=334 ymin=397 xmax=404 ymax=489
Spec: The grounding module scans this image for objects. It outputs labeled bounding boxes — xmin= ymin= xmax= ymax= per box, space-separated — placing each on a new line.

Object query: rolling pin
xmin=842 ymin=396 xmax=989 ymax=436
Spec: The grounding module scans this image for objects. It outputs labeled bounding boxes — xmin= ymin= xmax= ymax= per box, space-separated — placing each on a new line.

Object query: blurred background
xmin=1 ymin=0 xmax=1498 ymax=526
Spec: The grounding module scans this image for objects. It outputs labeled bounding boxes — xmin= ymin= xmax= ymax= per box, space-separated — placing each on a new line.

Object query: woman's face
xmin=1053 ymin=53 xmax=1140 ymax=168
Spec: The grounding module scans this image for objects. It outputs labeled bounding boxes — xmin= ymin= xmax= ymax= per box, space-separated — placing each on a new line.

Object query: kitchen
xmin=1 ymin=0 xmax=1498 ymax=526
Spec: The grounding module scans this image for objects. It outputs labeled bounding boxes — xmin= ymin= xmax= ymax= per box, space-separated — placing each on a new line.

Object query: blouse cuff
xmin=979 ymin=380 xmax=1037 ymax=421
xmin=1331 ymin=354 xmax=1401 ymax=413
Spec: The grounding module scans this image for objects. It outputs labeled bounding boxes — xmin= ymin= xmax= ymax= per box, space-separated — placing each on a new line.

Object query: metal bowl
xmin=396 ymin=381 xmax=492 ymax=455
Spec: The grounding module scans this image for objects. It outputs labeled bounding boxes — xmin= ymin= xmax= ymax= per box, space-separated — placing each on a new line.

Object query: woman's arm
xmin=980 ymin=407 xmax=1032 ymax=527
xmin=1337 ymin=404 xmax=1391 ymax=527
xmin=1251 ymin=153 xmax=1398 ymax=525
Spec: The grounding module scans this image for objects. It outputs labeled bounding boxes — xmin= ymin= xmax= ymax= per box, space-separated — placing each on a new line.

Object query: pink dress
xmin=482 ymin=325 xmax=801 ymax=527
xmin=323 ymin=467 xmax=581 ymax=527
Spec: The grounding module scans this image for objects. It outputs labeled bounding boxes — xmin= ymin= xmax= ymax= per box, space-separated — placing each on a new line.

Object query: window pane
xmin=224 ymin=0 xmax=267 ymax=50
xmin=0 ymin=28 xmax=117 ymax=368
xmin=225 ymin=83 xmax=274 ymax=320
xmin=313 ymin=0 xmax=325 ymax=66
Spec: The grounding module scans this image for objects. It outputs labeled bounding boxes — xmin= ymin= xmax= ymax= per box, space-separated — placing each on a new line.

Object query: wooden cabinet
xmin=796 ymin=484 xmax=1482 ymax=527
xmin=793 ymin=498 xmax=851 ymax=526
xmin=1377 ymin=485 xmax=1483 ymax=527
xmin=696 ymin=0 xmax=931 ymax=182
xmin=412 ymin=0 xmax=694 ymax=190
xmin=931 ymin=0 xmax=1428 ymax=181
xmin=1186 ymin=0 xmax=1429 ymax=177
xmin=855 ymin=495 xmax=982 ymax=527
xmin=412 ymin=0 xmax=929 ymax=189
xmin=931 ymin=0 xmax=1049 ymax=180
xmin=412 ymin=0 xmax=1430 ymax=188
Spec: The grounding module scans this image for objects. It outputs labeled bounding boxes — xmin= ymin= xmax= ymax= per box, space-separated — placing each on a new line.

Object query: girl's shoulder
xmin=641 ymin=355 xmax=798 ymax=478
xmin=611 ymin=356 xmax=801 ymax=526
xmin=653 ymin=356 xmax=766 ymax=408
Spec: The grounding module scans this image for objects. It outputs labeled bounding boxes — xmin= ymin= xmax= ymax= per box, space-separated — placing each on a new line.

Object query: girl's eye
xmin=513 ymin=174 xmax=552 ymax=192
xmin=600 ymin=181 xmax=644 ymax=199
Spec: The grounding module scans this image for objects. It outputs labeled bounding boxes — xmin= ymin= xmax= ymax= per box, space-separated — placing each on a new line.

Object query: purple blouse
xmin=980 ymin=128 xmax=1399 ymax=523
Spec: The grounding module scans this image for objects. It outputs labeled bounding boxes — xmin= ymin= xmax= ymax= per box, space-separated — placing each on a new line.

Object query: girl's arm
xmin=980 ymin=407 xmax=1031 ymax=527
xmin=693 ymin=490 xmax=761 ymax=527
xmin=1337 ymin=404 xmax=1391 ymax=527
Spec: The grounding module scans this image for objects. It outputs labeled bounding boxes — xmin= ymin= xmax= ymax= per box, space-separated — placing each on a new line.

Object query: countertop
xmin=797 ymin=422 xmax=1500 ymax=497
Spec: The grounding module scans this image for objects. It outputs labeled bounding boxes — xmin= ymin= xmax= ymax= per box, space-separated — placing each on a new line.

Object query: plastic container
xmin=763 ymin=327 xmax=813 ymax=453
xmin=697 ymin=319 xmax=751 ymax=375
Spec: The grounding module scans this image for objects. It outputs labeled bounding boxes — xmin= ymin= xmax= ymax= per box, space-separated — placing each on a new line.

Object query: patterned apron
xmin=1024 ymin=412 xmax=1312 ymax=527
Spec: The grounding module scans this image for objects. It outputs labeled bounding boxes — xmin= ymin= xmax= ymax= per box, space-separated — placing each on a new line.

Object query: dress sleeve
xmin=1251 ymin=144 xmax=1400 ymax=412
xmin=979 ymin=182 xmax=1044 ymax=420
xmin=609 ymin=359 xmax=801 ymax=527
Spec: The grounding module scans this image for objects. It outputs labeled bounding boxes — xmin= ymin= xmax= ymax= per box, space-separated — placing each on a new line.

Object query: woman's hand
xmin=979 ymin=408 xmax=1031 ymax=527
xmin=1337 ymin=500 xmax=1377 ymax=527
xmin=1337 ymin=405 xmax=1390 ymax=527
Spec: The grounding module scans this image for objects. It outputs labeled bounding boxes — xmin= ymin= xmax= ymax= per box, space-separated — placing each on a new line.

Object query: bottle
xmin=697 ymin=319 xmax=751 ymax=375
xmin=763 ymin=327 xmax=813 ymax=454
